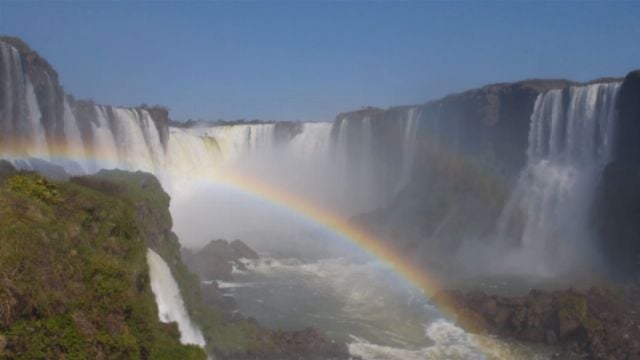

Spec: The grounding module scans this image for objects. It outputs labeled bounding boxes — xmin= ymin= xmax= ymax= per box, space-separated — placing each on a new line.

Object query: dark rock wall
xmin=348 ymin=80 xmax=577 ymax=266
xmin=593 ymin=71 xmax=640 ymax=279
xmin=615 ymin=70 xmax=640 ymax=164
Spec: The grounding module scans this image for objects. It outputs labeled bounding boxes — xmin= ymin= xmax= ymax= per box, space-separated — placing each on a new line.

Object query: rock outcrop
xmin=590 ymin=70 xmax=640 ymax=279
xmin=74 ymin=170 xmax=350 ymax=359
xmin=0 ymin=167 xmax=205 ymax=359
xmin=179 ymin=237 xmax=349 ymax=359
xmin=182 ymin=239 xmax=259 ymax=281
xmin=434 ymin=286 xmax=640 ymax=359
xmin=593 ymin=162 xmax=640 ymax=279
xmin=615 ymin=70 xmax=640 ymax=165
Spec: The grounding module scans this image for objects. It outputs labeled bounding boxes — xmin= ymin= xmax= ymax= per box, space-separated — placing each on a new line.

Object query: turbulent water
xmin=494 ymin=82 xmax=621 ymax=276
xmin=216 ymin=253 xmax=555 ymax=360
xmin=146 ymin=249 xmax=206 ymax=347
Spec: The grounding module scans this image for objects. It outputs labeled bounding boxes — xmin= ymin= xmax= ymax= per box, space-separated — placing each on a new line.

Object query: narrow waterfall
xmin=146 ymin=249 xmax=206 ymax=347
xmin=1 ymin=41 xmax=60 ymax=160
xmin=89 ymin=106 xmax=120 ymax=170
xmin=496 ymin=82 xmax=620 ymax=275
xmin=394 ymin=108 xmax=421 ymax=194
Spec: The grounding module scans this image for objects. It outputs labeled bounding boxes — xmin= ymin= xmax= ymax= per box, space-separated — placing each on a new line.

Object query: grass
xmin=0 ymin=171 xmax=206 ymax=359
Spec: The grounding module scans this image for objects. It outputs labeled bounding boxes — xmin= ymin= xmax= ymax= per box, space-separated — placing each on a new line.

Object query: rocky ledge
xmin=433 ymin=286 xmax=640 ymax=359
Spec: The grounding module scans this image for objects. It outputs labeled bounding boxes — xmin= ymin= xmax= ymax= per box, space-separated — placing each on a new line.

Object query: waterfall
xmin=0 ymin=39 xmax=416 ymax=214
xmin=146 ymin=249 xmax=206 ymax=347
xmin=164 ymin=127 xmax=222 ymax=191
xmin=394 ymin=108 xmax=421 ymax=194
xmin=495 ymin=82 xmax=620 ymax=275
xmin=1 ymin=42 xmax=22 ymax=151
xmin=89 ymin=106 xmax=120 ymax=170
xmin=24 ymin=78 xmax=49 ymax=157
xmin=197 ymin=123 xmax=276 ymax=162
xmin=288 ymin=122 xmax=333 ymax=162
xmin=62 ymin=98 xmax=87 ymax=172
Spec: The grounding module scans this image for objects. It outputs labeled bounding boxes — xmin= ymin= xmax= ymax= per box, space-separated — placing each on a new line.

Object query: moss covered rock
xmin=0 ymin=171 xmax=205 ymax=359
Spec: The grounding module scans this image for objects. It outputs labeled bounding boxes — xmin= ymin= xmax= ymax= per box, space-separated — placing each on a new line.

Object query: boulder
xmin=230 ymin=239 xmax=259 ymax=259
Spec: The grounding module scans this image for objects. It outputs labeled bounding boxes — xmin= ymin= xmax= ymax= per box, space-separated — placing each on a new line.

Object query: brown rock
xmin=493 ymin=308 xmax=511 ymax=328
xmin=230 ymin=239 xmax=259 ymax=259
xmin=558 ymin=315 xmax=581 ymax=338
xmin=0 ymin=334 xmax=6 ymax=355
xmin=545 ymin=330 xmax=558 ymax=345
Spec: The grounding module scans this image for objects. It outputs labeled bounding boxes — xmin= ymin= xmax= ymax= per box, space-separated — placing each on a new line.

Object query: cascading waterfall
xmin=164 ymin=127 xmax=222 ymax=190
xmin=62 ymin=98 xmax=87 ymax=172
xmin=495 ymin=82 xmax=621 ymax=275
xmin=89 ymin=106 xmax=120 ymax=170
xmin=1 ymin=39 xmax=423 ymax=214
xmin=394 ymin=108 xmax=421 ymax=194
xmin=1 ymin=41 xmax=54 ymax=159
xmin=288 ymin=122 xmax=333 ymax=161
xmin=24 ymin=78 xmax=49 ymax=157
xmin=331 ymin=115 xmax=378 ymax=211
xmin=195 ymin=123 xmax=276 ymax=162
xmin=146 ymin=249 xmax=206 ymax=347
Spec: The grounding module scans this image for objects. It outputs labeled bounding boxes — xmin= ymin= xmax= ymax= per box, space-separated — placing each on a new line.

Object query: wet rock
xmin=435 ymin=286 xmax=640 ymax=359
xmin=230 ymin=239 xmax=259 ymax=259
xmin=182 ymin=238 xmax=259 ymax=281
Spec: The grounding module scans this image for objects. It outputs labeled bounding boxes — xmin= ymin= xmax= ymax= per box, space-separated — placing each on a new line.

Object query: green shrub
xmin=7 ymin=174 xmax=60 ymax=203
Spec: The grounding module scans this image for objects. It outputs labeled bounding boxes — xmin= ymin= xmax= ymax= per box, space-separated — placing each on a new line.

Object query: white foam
xmin=147 ymin=249 xmax=206 ymax=347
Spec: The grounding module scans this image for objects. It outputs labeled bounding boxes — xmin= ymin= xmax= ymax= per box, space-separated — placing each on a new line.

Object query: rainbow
xmin=2 ymin=138 xmax=513 ymax=357
xmin=208 ymin=169 xmax=479 ymax=315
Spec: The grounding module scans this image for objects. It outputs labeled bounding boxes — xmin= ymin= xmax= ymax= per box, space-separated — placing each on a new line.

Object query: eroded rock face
xmin=615 ymin=70 xmax=640 ymax=165
xmin=434 ymin=286 xmax=640 ymax=359
xmin=592 ymin=70 xmax=640 ymax=280
xmin=593 ymin=162 xmax=640 ymax=278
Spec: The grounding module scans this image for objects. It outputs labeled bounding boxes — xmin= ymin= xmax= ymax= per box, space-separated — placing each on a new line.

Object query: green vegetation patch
xmin=0 ymin=172 xmax=205 ymax=359
xmin=73 ymin=170 xmax=279 ymax=357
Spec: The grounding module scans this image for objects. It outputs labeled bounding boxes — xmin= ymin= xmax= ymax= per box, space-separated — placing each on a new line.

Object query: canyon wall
xmin=1 ymin=36 xmax=639 ymax=278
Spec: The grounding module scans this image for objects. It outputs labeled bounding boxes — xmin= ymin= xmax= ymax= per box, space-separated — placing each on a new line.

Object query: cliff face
xmin=0 ymin=166 xmax=350 ymax=359
xmin=435 ymin=286 xmax=640 ymax=359
xmin=615 ymin=70 xmax=640 ymax=164
xmin=0 ymin=165 xmax=205 ymax=359
xmin=593 ymin=71 xmax=640 ymax=278
xmin=347 ymin=75 xmax=637 ymax=278
xmin=348 ymin=79 xmax=582 ymax=268
xmin=3 ymin=35 xmax=639 ymax=280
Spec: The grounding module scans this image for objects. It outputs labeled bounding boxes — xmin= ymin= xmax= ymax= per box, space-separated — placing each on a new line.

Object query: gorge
xmin=1 ymin=35 xmax=639 ymax=359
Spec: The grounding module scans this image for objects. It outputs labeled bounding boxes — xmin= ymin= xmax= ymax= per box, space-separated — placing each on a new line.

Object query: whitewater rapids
xmin=209 ymin=255 xmax=556 ymax=360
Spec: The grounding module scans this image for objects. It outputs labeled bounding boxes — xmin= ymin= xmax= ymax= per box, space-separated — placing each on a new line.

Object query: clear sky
xmin=1 ymin=1 xmax=639 ymax=121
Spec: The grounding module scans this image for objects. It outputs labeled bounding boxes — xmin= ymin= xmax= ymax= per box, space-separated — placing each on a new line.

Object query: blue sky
xmin=1 ymin=1 xmax=639 ymax=121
